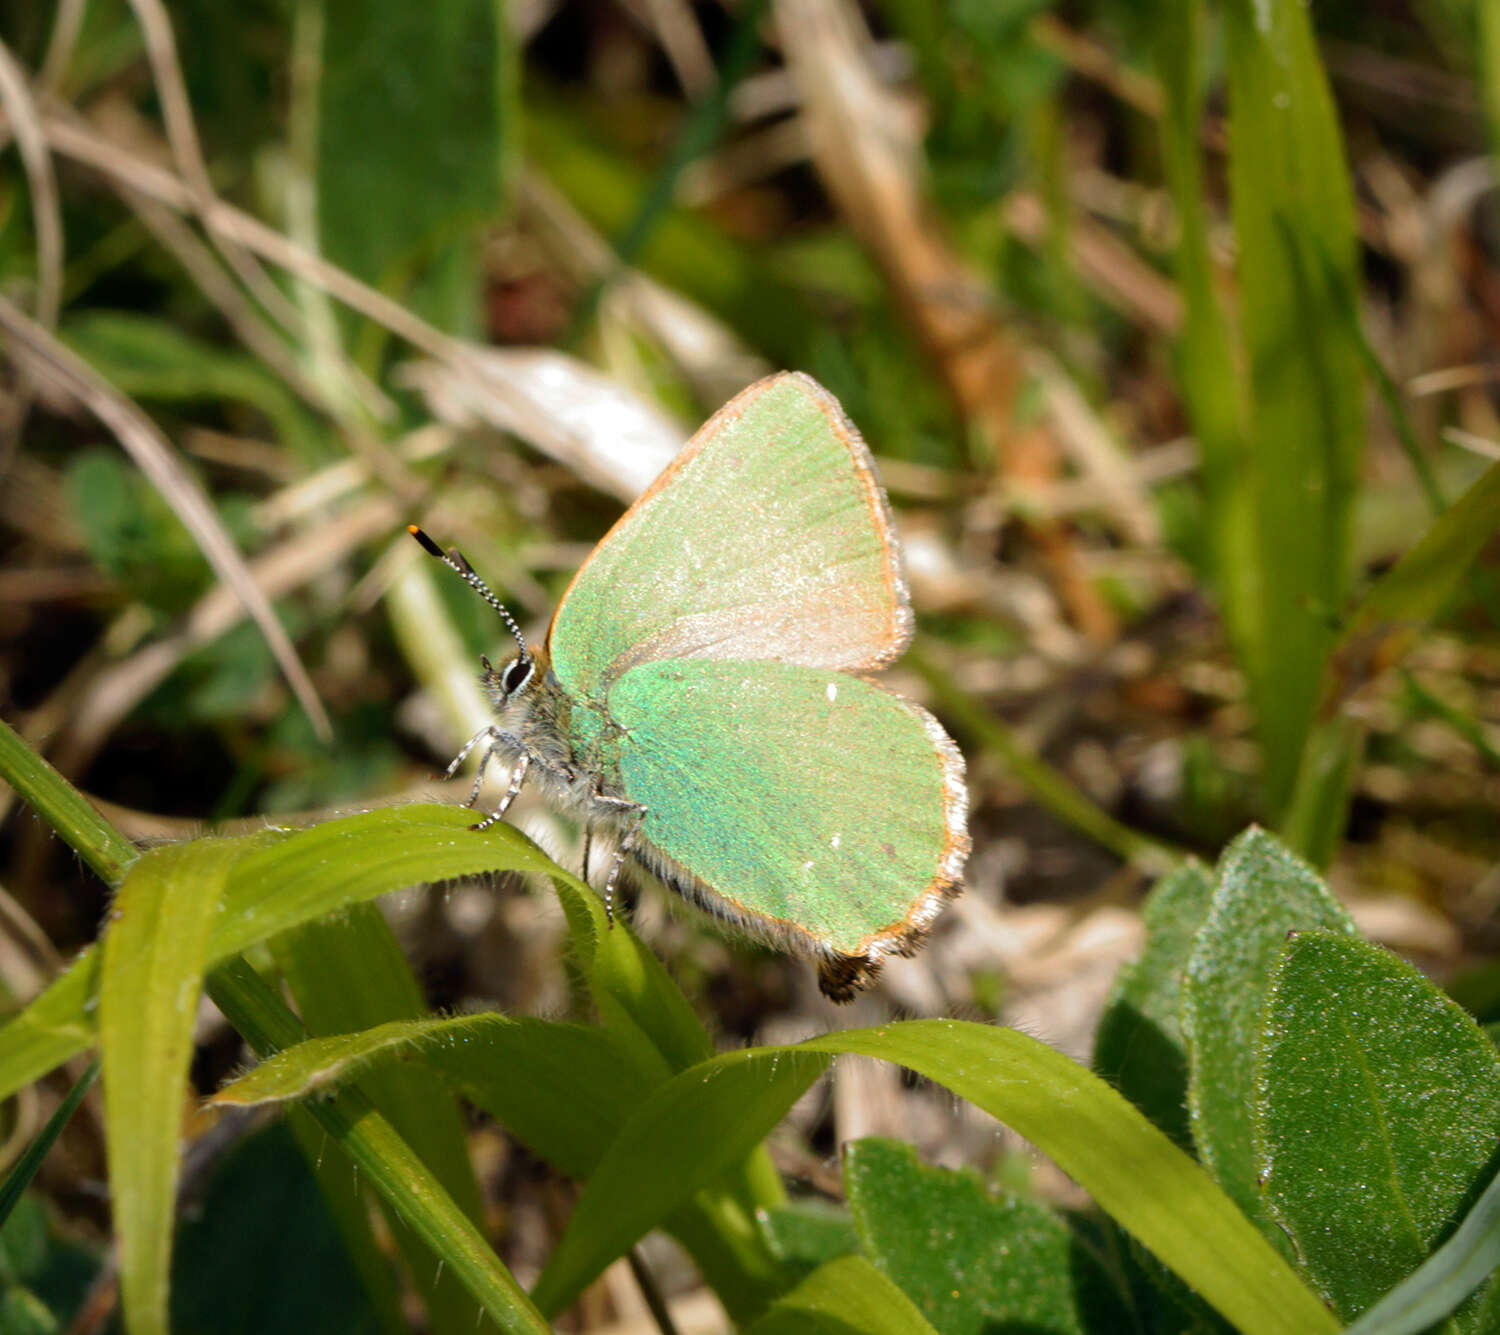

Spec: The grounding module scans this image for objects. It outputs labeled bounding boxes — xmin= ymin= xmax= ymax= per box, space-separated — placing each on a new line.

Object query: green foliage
xmin=66 ymin=449 xmax=216 ymax=615
xmin=316 ymin=0 xmax=513 ymax=337
xmin=7 ymin=684 xmax=1500 ymax=1331
xmin=169 ymin=1123 xmax=382 ymax=1335
xmin=1180 ymin=830 xmax=1357 ymax=1238
xmin=10 ymin=0 xmax=1500 ymax=1330
xmin=843 ymin=1138 xmax=1129 ymax=1333
xmin=0 ymin=1195 xmax=99 ymax=1335
xmin=1259 ymin=931 xmax=1500 ymax=1326
xmin=1093 ymin=861 xmax=1213 ymax=1150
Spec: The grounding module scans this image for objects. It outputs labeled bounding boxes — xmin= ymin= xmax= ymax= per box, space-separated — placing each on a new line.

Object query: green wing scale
xmin=607 ymin=658 xmax=966 ymax=995
xmin=548 ymin=373 xmax=911 ymax=696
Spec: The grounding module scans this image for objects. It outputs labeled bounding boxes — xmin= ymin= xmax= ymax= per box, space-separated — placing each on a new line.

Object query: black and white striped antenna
xmin=408 ymin=525 xmax=530 ymax=665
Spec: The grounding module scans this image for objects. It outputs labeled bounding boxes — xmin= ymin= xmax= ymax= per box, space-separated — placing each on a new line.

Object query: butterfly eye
xmin=502 ymin=657 xmax=534 ymax=696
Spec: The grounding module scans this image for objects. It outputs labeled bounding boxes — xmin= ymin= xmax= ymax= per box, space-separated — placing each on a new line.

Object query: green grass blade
xmin=0 ymin=1057 xmax=97 ymax=1229
xmin=1278 ymin=716 xmax=1365 ymax=869
xmin=99 ymin=839 xmax=250 ymax=1335
xmin=272 ymin=909 xmax=490 ymax=1335
xmin=1344 ymin=1167 xmax=1500 ymax=1335
xmin=212 ymin=1013 xmax=655 ymax=1179
xmin=0 ymin=713 xmax=137 ymax=887
xmin=0 ymin=956 xmax=101 ymax=1110
xmin=1154 ymin=0 xmax=1257 ymax=667
xmin=1481 ymin=1 xmax=1500 ymax=165
xmin=1224 ymin=0 xmax=1366 ymax=818
xmin=0 ymin=808 xmax=562 ymax=1104
xmin=1336 ymin=457 xmax=1500 ymax=658
xmin=743 ymin=1254 xmax=939 ymax=1335
xmin=204 ymin=958 xmax=551 ymax=1335
xmin=531 ymin=1020 xmax=1336 ymax=1334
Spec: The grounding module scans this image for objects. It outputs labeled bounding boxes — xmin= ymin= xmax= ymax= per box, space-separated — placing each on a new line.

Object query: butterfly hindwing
xmin=547 ymin=373 xmax=911 ymax=703
xmin=605 ymin=657 xmax=967 ymax=965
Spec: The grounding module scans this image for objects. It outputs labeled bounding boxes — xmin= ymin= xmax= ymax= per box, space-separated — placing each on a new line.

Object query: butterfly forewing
xmin=547 ymin=373 xmax=911 ymax=703
xmin=607 ymin=658 xmax=967 ymax=960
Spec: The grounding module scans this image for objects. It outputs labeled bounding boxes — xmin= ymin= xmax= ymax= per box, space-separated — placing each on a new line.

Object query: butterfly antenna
xmin=407 ymin=525 xmax=530 ymax=662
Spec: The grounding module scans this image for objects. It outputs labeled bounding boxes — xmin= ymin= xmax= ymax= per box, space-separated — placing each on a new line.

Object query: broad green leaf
xmin=844 ymin=1137 xmax=1128 ymax=1333
xmin=317 ymin=0 xmax=512 ymax=334
xmin=204 ymin=958 xmax=550 ymax=1335
xmin=1258 ymin=930 xmax=1500 ymax=1327
xmin=99 ymin=839 xmax=250 ymax=1335
xmin=532 ymin=1019 xmax=1336 ymax=1334
xmin=272 ymin=908 xmax=489 ymax=1335
xmin=743 ymin=1254 xmax=938 ymax=1335
xmin=1093 ymin=861 xmax=1214 ymax=1148
xmin=1224 ymin=0 xmax=1365 ymax=817
xmin=1346 ymin=1165 xmax=1500 ymax=1335
xmin=1181 ymin=829 xmax=1356 ymax=1238
xmin=0 ymin=807 xmax=554 ymax=1104
xmin=169 ymin=1123 xmax=381 ymax=1335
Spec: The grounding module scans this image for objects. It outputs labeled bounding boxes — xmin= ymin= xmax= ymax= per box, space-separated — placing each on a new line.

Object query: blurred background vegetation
xmin=3 ymin=0 xmax=1500 ymax=1327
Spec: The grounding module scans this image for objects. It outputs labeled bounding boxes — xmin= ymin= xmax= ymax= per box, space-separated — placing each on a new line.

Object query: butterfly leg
xmin=581 ymin=820 xmax=593 ymax=887
xmin=591 ymin=796 xmax=647 ymax=928
xmin=471 ymin=751 xmax=530 ymax=832
xmin=442 ymin=726 xmax=501 ymax=807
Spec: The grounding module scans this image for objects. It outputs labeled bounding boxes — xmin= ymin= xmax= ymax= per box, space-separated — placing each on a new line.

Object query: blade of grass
xmin=744 ymin=1254 xmax=939 ymax=1335
xmin=272 ymin=909 xmax=491 ymax=1335
xmin=0 ymin=808 xmax=547 ymax=1102
xmin=1223 ymin=0 xmax=1365 ymax=819
xmin=1480 ymin=1 xmax=1500 ymax=168
xmin=1400 ymin=670 xmax=1500 ymax=769
xmin=100 ymin=838 xmax=248 ymax=1335
xmin=1153 ymin=0 xmax=1257 ymax=675
xmin=0 ymin=1057 xmax=97 ymax=1229
xmin=525 ymin=1020 xmax=1334 ymax=1334
xmin=0 ymin=714 xmax=138 ymax=887
xmin=204 ymin=957 xmax=551 ymax=1335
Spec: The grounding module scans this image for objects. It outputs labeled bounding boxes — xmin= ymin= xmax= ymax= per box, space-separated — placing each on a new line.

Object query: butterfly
xmin=411 ymin=371 xmax=968 ymax=999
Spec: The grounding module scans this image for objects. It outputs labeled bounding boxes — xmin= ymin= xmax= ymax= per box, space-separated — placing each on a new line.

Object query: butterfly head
xmin=480 ymin=650 xmax=537 ymax=708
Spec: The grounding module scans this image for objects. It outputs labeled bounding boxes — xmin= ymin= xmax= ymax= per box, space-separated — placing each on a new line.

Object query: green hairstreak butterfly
xmin=411 ymin=371 xmax=968 ymax=999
